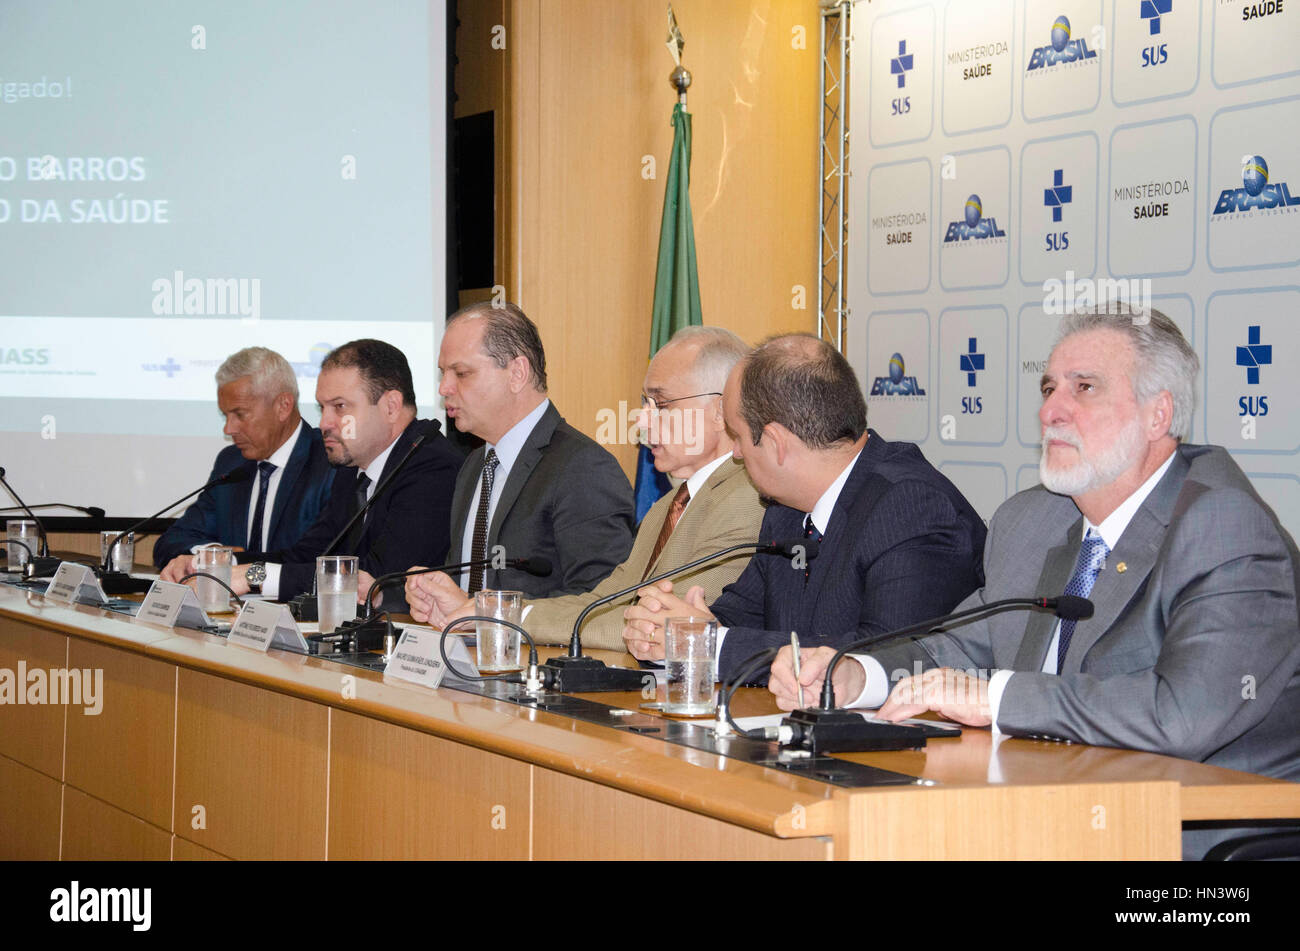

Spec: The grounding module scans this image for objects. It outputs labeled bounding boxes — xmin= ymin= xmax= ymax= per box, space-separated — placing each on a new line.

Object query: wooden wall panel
xmin=507 ymin=0 xmax=822 ymax=476
xmin=175 ymin=668 xmax=328 ymax=860
xmin=172 ymin=837 xmax=232 ymax=861
xmin=0 ymin=754 xmax=62 ymax=860
xmin=328 ymin=710 xmax=531 ymax=859
xmin=533 ymin=767 xmax=831 ymax=860
xmin=0 ymin=616 xmax=67 ymax=778
xmin=62 ymin=786 xmax=171 ymax=861
xmin=65 ymin=639 xmax=175 ymax=830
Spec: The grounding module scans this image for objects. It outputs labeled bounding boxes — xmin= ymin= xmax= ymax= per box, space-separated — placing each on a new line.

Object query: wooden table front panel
xmin=65 ymin=638 xmax=175 ymax=830
xmin=0 ymin=753 xmax=62 ymax=860
xmin=0 ymin=616 xmax=68 ymax=778
xmin=175 ymin=667 xmax=329 ymax=860
xmin=328 ymin=710 xmax=531 ymax=859
xmin=61 ymin=785 xmax=171 ymax=861
xmin=532 ymin=768 xmax=833 ymax=861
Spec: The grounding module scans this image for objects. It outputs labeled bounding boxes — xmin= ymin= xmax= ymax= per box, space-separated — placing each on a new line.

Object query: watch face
xmin=246 ymin=563 xmax=267 ymax=585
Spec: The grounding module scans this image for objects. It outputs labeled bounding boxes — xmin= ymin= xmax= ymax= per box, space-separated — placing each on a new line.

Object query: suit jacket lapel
xmin=264 ymin=420 xmax=308 ymax=544
xmin=1013 ymin=518 xmax=1083 ymax=671
xmin=644 ymin=459 xmax=744 ymax=577
xmin=1061 ymin=449 xmax=1187 ymax=672
xmin=488 ymin=403 xmax=560 ymax=545
xmin=801 ymin=440 xmax=880 ymax=614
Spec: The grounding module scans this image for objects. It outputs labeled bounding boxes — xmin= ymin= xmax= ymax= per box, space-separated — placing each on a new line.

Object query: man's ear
xmin=1148 ymin=390 xmax=1174 ymax=440
xmin=764 ymin=422 xmax=792 ymax=466
xmin=381 ymin=389 xmax=404 ymax=421
xmin=272 ymin=391 xmax=295 ymax=422
xmin=508 ymin=355 xmax=531 ymax=393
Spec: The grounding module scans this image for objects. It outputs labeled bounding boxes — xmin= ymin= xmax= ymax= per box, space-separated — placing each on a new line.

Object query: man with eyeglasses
xmin=405 ymin=324 xmax=766 ymax=650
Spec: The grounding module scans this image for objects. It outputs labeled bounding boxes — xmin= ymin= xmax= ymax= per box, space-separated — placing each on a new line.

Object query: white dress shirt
xmin=846 ymin=451 xmax=1179 ymax=729
xmin=457 ymin=398 xmax=551 ymax=589
xmin=241 ymin=423 xmax=304 ymax=553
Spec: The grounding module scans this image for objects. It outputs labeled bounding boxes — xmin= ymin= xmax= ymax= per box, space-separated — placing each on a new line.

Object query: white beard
xmin=1039 ymin=417 xmax=1145 ymax=497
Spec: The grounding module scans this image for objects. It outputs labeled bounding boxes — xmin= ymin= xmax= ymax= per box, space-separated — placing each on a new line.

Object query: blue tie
xmin=246 ymin=461 xmax=276 ymax=556
xmin=802 ymin=514 xmax=822 ymax=583
xmin=1056 ymin=530 xmax=1109 ymax=673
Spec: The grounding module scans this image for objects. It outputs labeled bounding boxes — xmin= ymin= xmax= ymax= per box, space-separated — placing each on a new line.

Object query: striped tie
xmin=467 ymin=449 xmax=499 ymax=594
xmin=1056 ymin=531 xmax=1109 ymax=673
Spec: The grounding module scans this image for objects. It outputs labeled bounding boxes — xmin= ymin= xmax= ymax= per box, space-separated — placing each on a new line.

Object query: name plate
xmin=137 ymin=581 xmax=214 ymax=631
xmin=45 ymin=562 xmax=110 ymax=606
xmin=384 ymin=627 xmax=477 ymax=689
xmin=229 ymin=600 xmax=309 ymax=652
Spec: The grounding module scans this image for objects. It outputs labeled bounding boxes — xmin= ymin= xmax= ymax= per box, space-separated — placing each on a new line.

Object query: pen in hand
xmin=790 ymin=631 xmax=805 ymax=709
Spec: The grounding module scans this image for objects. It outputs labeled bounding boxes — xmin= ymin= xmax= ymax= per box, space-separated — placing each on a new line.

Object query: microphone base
xmin=540 ymin=654 xmax=649 ymax=693
xmin=780 ymin=707 xmax=927 ymax=754
xmin=288 ymin=593 xmax=317 ymax=623
xmin=94 ymin=570 xmax=154 ymax=596
xmin=318 ymin=615 xmax=398 ymax=654
xmin=21 ymin=556 xmax=62 ymax=579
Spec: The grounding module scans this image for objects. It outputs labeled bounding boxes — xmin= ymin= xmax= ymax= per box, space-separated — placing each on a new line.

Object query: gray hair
xmin=665 ymin=325 xmax=750 ymax=393
xmin=215 ymin=347 xmax=299 ymax=400
xmin=1055 ymin=309 xmax=1199 ymax=441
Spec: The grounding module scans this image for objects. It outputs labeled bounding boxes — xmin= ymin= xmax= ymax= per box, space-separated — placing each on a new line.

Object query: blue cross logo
xmin=890 ymin=40 xmax=914 ymax=89
xmin=959 ymin=337 xmax=984 ymax=387
xmin=1236 ymin=326 xmax=1272 ymax=385
xmin=1140 ymin=0 xmax=1172 ymax=35
xmin=161 ymin=358 xmax=181 ymax=378
xmin=1044 ymin=169 xmax=1072 ymax=223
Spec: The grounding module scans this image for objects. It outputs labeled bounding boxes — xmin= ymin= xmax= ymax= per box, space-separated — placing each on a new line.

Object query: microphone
xmin=541 ymin=536 xmax=814 ymax=693
xmin=317 ymin=556 xmax=554 ymax=655
xmin=777 ymin=594 xmax=1095 ymax=754
xmin=0 ymin=503 xmax=107 ymax=519
xmin=288 ymin=431 xmax=428 ymax=622
xmin=0 ymin=466 xmax=61 ymax=579
xmin=97 ymin=466 xmax=253 ymax=594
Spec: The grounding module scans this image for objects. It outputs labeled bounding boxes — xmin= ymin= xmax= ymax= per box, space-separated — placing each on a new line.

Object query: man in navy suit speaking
xmin=155 ymin=347 xmax=335 ymax=572
xmin=624 ymin=333 xmax=987 ymax=680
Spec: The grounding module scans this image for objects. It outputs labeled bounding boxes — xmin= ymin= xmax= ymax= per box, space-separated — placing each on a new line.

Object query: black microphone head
xmin=87 ymin=506 xmax=107 ymax=519
xmin=515 ymin=556 xmax=552 ymax=577
xmin=218 ymin=466 xmax=253 ymax=485
xmin=766 ymin=537 xmax=820 ymax=560
xmin=1054 ymin=595 xmax=1094 ymax=621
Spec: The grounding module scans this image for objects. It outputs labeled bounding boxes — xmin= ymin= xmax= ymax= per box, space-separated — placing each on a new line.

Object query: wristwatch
xmin=245 ymin=562 xmax=267 ymax=596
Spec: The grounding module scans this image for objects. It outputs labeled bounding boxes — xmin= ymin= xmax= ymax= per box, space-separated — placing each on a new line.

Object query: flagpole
xmin=670 ymin=64 xmax=691 ymax=107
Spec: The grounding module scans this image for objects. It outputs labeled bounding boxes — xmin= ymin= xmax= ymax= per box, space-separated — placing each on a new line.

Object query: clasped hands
xmin=621 ymin=579 xmax=713 ymax=661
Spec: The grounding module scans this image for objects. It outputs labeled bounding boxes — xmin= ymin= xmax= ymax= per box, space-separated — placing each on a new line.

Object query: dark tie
xmin=342 ymin=472 xmax=372 ymax=554
xmin=642 ymin=482 xmax=690 ymax=580
xmin=802 ymin=514 xmax=822 ymax=583
xmin=467 ymin=449 xmax=500 ymax=594
xmin=245 ymin=461 xmax=277 ymax=556
xmin=1056 ymin=531 xmax=1109 ymax=673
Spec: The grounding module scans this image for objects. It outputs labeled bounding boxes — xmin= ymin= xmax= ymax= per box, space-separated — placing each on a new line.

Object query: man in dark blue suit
xmin=220 ymin=339 xmax=462 ymax=611
xmin=154 ymin=347 xmax=335 ymax=572
xmin=624 ymin=333 xmax=987 ymax=680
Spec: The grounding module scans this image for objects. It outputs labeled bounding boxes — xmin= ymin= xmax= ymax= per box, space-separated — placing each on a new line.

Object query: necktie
xmin=802 ymin=514 xmax=822 ymax=583
xmin=1056 ymin=530 xmax=1109 ymax=673
xmin=245 ymin=461 xmax=276 ymax=556
xmin=467 ymin=449 xmax=500 ymax=594
xmin=642 ymin=482 xmax=690 ymax=580
xmin=342 ymin=472 xmax=371 ymax=554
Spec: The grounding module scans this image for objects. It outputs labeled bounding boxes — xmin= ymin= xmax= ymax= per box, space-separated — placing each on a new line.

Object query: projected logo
xmin=289 ymin=343 xmax=334 ymax=379
xmin=944 ymin=193 xmax=1007 ymax=242
xmin=142 ymin=358 xmax=182 ymax=379
xmin=1027 ymin=15 xmax=1098 ymax=71
xmin=1237 ymin=325 xmax=1272 ymax=419
xmin=869 ymin=352 xmax=927 ymax=396
xmin=1212 ymin=155 xmax=1300 ymax=216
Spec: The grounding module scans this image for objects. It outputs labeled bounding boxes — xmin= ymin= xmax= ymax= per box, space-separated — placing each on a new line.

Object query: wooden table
xmin=1 ymin=584 xmax=1297 ymax=860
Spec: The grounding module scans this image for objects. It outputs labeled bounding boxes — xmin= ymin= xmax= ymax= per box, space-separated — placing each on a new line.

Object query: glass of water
xmin=101 ymin=530 xmax=135 ymax=573
xmin=193 ymin=546 xmax=235 ymax=614
xmin=316 ymin=555 xmax=359 ymax=634
xmin=664 ymin=617 xmax=718 ymax=716
xmin=474 ymin=589 xmax=523 ymax=671
xmin=6 ymin=519 xmax=38 ymax=570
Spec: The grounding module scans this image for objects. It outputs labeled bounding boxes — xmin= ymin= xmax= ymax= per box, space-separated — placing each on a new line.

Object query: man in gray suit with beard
xmin=405 ymin=301 xmax=635 ymax=601
xmin=770 ymin=309 xmax=1300 ymax=859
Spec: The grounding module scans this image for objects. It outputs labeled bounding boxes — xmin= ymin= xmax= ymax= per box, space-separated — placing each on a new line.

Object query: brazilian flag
xmin=636 ymin=101 xmax=703 ymax=521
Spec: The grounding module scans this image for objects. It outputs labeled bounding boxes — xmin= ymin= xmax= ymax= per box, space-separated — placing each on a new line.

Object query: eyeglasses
xmin=639 ymin=391 xmax=722 ymax=411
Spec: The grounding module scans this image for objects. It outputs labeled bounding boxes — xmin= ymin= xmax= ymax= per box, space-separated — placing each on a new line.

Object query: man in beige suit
xmin=405 ymin=325 xmax=766 ymax=650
